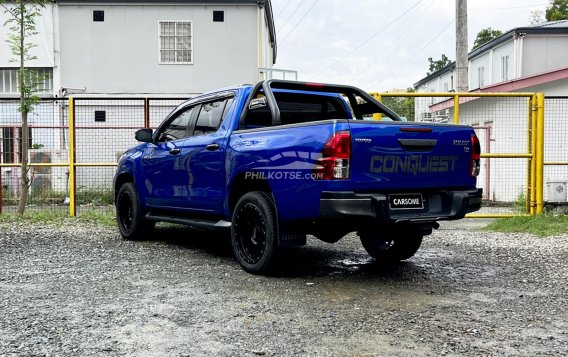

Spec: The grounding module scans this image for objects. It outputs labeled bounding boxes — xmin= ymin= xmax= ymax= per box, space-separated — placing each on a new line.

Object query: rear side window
xmin=244 ymin=92 xmax=350 ymax=128
xmin=193 ymin=98 xmax=233 ymax=136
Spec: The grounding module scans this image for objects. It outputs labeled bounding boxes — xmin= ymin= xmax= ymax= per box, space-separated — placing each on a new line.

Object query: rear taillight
xmin=315 ymin=131 xmax=351 ymax=180
xmin=471 ymin=134 xmax=481 ymax=177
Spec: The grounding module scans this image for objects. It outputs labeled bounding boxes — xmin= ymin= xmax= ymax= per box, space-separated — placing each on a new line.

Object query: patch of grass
xmin=2 ymin=187 xmax=113 ymax=206
xmin=513 ymin=191 xmax=528 ymax=213
xmin=77 ymin=188 xmax=114 ymax=206
xmin=484 ymin=214 xmax=568 ymax=237
xmin=0 ymin=210 xmax=67 ymax=225
xmin=76 ymin=209 xmax=116 ymax=227
xmin=0 ymin=209 xmax=116 ymax=227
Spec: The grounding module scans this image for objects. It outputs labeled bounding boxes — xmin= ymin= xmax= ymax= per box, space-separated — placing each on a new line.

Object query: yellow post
xmin=525 ymin=97 xmax=530 ymax=214
xmin=535 ymin=93 xmax=545 ymax=214
xmin=453 ymin=94 xmax=460 ymax=124
xmin=530 ymin=95 xmax=537 ymax=215
xmin=68 ymin=97 xmax=76 ymax=217
xmin=373 ymin=94 xmax=383 ymax=121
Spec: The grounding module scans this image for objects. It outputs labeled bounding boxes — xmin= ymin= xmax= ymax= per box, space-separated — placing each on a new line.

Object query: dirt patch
xmin=0 ymin=220 xmax=566 ymax=356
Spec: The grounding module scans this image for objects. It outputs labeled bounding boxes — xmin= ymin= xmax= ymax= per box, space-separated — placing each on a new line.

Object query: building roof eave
xmin=55 ymin=0 xmax=277 ymax=63
xmin=259 ymin=0 xmax=277 ymax=64
xmin=55 ymin=0 xmax=261 ymax=3
xmin=413 ymin=62 xmax=455 ymax=88
xmin=415 ymin=21 xmax=568 ymax=88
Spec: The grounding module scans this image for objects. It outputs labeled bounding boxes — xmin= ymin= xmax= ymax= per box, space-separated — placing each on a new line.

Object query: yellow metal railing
xmin=1 ymin=93 xmax=546 ymax=218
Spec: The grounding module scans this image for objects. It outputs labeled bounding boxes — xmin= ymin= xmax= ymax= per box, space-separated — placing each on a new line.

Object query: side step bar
xmin=145 ymin=213 xmax=231 ymax=230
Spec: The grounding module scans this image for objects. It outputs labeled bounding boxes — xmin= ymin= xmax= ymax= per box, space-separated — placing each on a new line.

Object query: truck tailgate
xmin=348 ymin=121 xmax=477 ymax=191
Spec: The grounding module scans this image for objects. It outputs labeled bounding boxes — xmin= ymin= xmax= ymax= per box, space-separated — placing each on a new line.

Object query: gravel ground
xmin=0 ymin=219 xmax=566 ymax=357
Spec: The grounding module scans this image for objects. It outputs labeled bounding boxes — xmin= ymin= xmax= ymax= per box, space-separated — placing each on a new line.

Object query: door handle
xmin=205 ymin=143 xmax=220 ymax=151
xmin=169 ymin=148 xmax=181 ymax=155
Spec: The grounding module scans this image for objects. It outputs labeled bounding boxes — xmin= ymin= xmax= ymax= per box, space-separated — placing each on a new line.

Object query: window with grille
xmin=1 ymin=127 xmax=32 ymax=164
xmin=478 ymin=66 xmax=485 ymax=87
xmin=0 ymin=68 xmax=53 ymax=94
xmin=501 ymin=56 xmax=509 ymax=81
xmin=159 ymin=21 xmax=192 ymax=64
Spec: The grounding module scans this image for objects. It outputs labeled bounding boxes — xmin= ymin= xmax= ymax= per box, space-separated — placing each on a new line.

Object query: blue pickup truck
xmin=114 ymin=80 xmax=482 ymax=274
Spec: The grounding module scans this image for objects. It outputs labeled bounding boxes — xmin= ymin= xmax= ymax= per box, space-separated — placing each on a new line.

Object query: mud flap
xmin=277 ymin=225 xmax=307 ymax=247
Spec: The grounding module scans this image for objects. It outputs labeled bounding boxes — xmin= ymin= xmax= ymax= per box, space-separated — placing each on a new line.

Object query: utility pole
xmin=456 ymin=0 xmax=468 ymax=92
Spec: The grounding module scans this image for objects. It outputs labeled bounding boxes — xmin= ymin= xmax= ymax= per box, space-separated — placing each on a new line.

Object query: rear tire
xmin=116 ymin=182 xmax=154 ymax=240
xmin=231 ymin=191 xmax=279 ymax=274
xmin=359 ymin=225 xmax=423 ymax=262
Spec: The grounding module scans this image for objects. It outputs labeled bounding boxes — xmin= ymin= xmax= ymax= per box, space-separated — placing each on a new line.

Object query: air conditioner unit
xmin=547 ymin=179 xmax=567 ymax=203
xmin=1 ymin=167 xmax=14 ymax=191
xmin=28 ymin=149 xmax=68 ymax=193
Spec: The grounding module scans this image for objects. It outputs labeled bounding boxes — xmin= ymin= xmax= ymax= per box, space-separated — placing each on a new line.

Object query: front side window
xmin=160 ymin=21 xmax=192 ymax=64
xmin=159 ymin=106 xmax=196 ymax=142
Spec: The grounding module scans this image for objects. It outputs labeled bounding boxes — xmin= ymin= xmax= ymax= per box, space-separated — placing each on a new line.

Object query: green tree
xmin=1 ymin=0 xmax=50 ymax=214
xmin=546 ymin=0 xmax=568 ymax=21
xmin=529 ymin=10 xmax=545 ymax=24
xmin=427 ymin=54 xmax=451 ymax=76
xmin=472 ymin=28 xmax=503 ymax=50
xmin=382 ymin=88 xmax=416 ymax=121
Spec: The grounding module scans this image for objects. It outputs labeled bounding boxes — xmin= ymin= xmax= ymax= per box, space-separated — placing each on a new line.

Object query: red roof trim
xmin=475 ymin=66 xmax=568 ymax=93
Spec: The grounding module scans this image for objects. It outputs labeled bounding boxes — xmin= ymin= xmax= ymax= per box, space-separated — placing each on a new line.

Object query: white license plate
xmin=388 ymin=193 xmax=424 ymax=210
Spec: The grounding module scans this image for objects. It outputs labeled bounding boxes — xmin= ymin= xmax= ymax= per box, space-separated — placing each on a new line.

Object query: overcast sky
xmin=271 ymin=0 xmax=550 ymax=91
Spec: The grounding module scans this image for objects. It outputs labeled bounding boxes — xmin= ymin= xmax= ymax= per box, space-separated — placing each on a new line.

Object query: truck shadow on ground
xmin=144 ymin=224 xmax=428 ymax=281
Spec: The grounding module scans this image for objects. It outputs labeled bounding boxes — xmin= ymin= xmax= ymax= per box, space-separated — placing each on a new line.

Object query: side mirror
xmin=135 ymin=128 xmax=153 ymax=143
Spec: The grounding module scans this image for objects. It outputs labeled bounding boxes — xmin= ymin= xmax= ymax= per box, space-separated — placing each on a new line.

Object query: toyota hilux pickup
xmin=114 ymin=80 xmax=482 ymax=274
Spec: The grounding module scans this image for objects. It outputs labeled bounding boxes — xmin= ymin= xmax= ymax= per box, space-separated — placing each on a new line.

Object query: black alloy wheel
xmin=231 ymin=192 xmax=278 ymax=274
xmin=116 ymin=182 xmax=154 ymax=240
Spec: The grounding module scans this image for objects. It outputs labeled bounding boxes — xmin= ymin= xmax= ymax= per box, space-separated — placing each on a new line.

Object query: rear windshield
xmin=244 ymin=91 xmax=397 ymax=128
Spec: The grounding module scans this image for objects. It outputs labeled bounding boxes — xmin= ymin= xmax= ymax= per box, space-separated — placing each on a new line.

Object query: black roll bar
xmin=238 ymin=79 xmax=401 ymax=129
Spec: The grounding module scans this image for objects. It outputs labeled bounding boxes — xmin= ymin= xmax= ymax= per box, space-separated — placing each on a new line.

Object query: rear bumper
xmin=320 ymin=188 xmax=482 ymax=223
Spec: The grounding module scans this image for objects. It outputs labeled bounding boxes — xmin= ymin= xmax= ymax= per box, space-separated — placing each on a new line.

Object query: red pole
xmin=144 ymin=98 xmax=150 ymax=128
xmin=0 ymin=167 xmax=3 ymax=214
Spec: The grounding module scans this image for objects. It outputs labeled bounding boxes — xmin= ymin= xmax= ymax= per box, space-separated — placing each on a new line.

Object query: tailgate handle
xmin=398 ymin=139 xmax=437 ymax=151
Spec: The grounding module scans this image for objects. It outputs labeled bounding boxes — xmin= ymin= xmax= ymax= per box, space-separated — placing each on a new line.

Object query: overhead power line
xmin=351 ymin=0 xmax=436 ymax=83
xmin=277 ymin=0 xmax=304 ymax=34
xmin=280 ymin=0 xmax=320 ymax=45
xmin=310 ymin=0 xmax=426 ymax=81
xmin=364 ymin=19 xmax=455 ymax=91
xmin=274 ymin=0 xmax=293 ymax=20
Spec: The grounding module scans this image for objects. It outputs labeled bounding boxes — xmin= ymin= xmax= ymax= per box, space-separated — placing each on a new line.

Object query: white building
xmin=415 ymin=20 xmax=568 ymax=96
xmin=1 ymin=0 xmax=280 ymax=97
xmin=1 ymin=0 xmax=286 ymax=196
xmin=414 ymin=21 xmax=568 ymax=203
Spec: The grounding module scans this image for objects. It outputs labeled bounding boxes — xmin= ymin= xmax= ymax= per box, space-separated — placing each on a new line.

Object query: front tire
xmin=231 ymin=192 xmax=279 ymax=274
xmin=359 ymin=225 xmax=423 ymax=262
xmin=116 ymin=182 xmax=154 ymax=240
